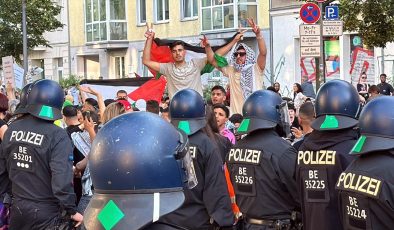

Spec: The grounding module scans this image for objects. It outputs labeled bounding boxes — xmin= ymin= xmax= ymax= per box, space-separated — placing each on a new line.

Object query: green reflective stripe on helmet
xmin=97 ymin=200 xmax=125 ymax=230
xmin=38 ymin=105 xmax=54 ymax=119
xmin=237 ymin=118 xmax=250 ymax=133
xmin=178 ymin=121 xmax=191 ymax=135
xmin=351 ymin=135 xmax=367 ymax=153
xmin=320 ymin=115 xmax=339 ymax=129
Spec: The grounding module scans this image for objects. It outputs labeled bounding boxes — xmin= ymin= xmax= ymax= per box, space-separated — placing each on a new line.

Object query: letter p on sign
xmin=325 ymin=6 xmax=339 ymax=20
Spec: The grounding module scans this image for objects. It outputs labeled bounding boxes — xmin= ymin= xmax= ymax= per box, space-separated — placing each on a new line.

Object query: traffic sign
xmin=325 ymin=6 xmax=339 ymax=20
xmin=300 ymin=3 xmax=321 ymax=24
xmin=300 ymin=25 xmax=321 ymax=36
xmin=301 ymin=47 xmax=321 ymax=57
xmin=301 ymin=36 xmax=321 ymax=47
xmin=323 ymin=20 xmax=343 ymax=36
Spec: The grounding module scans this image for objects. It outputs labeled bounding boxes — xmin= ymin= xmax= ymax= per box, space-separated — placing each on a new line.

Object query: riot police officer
xmin=226 ymin=90 xmax=300 ymax=229
xmin=84 ymin=112 xmax=198 ymax=230
xmin=159 ymin=89 xmax=234 ymax=229
xmin=0 ymin=79 xmax=83 ymax=229
xmin=336 ymin=96 xmax=394 ymax=229
xmin=296 ymin=80 xmax=360 ymax=230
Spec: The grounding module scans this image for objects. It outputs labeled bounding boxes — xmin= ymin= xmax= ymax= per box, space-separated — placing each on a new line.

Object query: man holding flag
xmin=142 ymin=23 xmax=244 ymax=99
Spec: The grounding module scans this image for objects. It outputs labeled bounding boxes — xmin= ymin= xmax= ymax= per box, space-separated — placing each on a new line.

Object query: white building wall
xmin=271 ymin=10 xmax=302 ymax=97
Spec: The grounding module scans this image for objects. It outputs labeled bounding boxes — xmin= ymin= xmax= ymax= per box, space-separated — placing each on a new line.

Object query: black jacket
xmin=336 ymin=150 xmax=394 ymax=230
xmin=296 ymin=128 xmax=358 ymax=230
xmin=160 ymin=130 xmax=234 ymax=229
xmin=1 ymin=115 xmax=76 ymax=214
xmin=226 ymin=129 xmax=300 ymax=219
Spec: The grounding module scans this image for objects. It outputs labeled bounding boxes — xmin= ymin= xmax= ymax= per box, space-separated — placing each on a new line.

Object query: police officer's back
xmin=296 ymin=80 xmax=360 ymax=230
xmin=226 ymin=90 xmax=300 ymax=229
xmin=84 ymin=112 xmax=198 ymax=230
xmin=1 ymin=80 xmax=83 ymax=229
xmin=336 ymin=96 xmax=394 ymax=229
xmin=159 ymin=89 xmax=234 ymax=229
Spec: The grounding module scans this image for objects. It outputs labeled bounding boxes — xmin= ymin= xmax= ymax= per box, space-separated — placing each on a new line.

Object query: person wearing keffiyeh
xmin=203 ymin=18 xmax=268 ymax=115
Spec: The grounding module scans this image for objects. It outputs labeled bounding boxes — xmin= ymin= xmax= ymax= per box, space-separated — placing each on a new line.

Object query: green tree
xmin=340 ymin=0 xmax=394 ymax=48
xmin=0 ymin=0 xmax=62 ymax=63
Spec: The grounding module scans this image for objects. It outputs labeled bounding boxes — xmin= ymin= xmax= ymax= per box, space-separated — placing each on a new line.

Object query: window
xmin=182 ymin=0 xmax=198 ymax=19
xmin=85 ymin=0 xmax=127 ymax=42
xmin=115 ymin=57 xmax=126 ymax=78
xmin=201 ymin=0 xmax=257 ymax=32
xmin=155 ymin=0 xmax=169 ymax=22
xmin=138 ymin=0 xmax=146 ymax=24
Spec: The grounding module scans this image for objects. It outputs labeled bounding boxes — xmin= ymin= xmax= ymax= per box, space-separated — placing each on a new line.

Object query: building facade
xmin=28 ymin=0 xmax=70 ymax=82
xmin=270 ymin=0 xmax=394 ymax=97
xmin=69 ymin=0 xmax=270 ymax=83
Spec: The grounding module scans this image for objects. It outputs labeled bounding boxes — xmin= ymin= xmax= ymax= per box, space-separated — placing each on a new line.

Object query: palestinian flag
xmin=150 ymin=33 xmax=238 ymax=78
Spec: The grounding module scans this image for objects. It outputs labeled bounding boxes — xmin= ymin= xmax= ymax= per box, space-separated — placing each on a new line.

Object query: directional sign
xmin=325 ymin=6 xmax=339 ymax=20
xmin=300 ymin=3 xmax=321 ymax=24
xmin=323 ymin=20 xmax=343 ymax=36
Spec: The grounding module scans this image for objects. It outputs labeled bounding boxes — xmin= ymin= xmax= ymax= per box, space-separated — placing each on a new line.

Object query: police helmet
xmin=25 ymin=79 xmax=63 ymax=121
xmin=350 ymin=96 xmax=394 ymax=155
xmin=238 ymin=90 xmax=289 ymax=135
xmin=311 ymin=79 xmax=360 ymax=131
xmin=14 ymin=82 xmax=34 ymax=115
xmin=84 ymin=112 xmax=197 ymax=230
xmin=170 ymin=89 xmax=206 ymax=135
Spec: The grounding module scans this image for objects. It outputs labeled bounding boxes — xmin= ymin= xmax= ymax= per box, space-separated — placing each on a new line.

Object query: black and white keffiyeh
xmin=230 ymin=43 xmax=256 ymax=99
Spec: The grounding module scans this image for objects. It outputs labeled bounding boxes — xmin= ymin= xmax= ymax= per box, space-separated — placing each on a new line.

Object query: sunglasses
xmin=361 ymin=77 xmax=367 ymax=79
xmin=233 ymin=52 xmax=246 ymax=57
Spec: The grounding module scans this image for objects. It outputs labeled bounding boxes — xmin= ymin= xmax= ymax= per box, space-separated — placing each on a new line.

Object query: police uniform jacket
xmin=1 ymin=115 xmax=76 ymax=214
xmin=296 ymin=129 xmax=358 ymax=230
xmin=159 ymin=130 xmax=234 ymax=229
xmin=226 ymin=129 xmax=300 ymax=219
xmin=336 ymin=150 xmax=394 ymax=230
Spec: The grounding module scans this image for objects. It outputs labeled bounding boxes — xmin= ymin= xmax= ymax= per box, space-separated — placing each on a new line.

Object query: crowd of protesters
xmin=0 ymin=16 xmax=394 ymax=230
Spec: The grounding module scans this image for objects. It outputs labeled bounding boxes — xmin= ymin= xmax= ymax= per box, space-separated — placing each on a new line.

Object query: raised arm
xmin=142 ymin=24 xmax=161 ymax=73
xmin=247 ymin=18 xmax=267 ymax=71
xmin=215 ymin=30 xmax=246 ymax=56
xmin=201 ymin=35 xmax=217 ymax=67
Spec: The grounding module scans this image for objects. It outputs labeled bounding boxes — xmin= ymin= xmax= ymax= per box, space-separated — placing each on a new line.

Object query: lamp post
xmin=22 ymin=0 xmax=28 ymax=85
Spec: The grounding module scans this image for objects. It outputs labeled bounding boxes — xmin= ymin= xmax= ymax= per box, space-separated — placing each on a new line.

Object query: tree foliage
xmin=0 ymin=0 xmax=63 ymax=63
xmin=340 ymin=0 xmax=394 ymax=48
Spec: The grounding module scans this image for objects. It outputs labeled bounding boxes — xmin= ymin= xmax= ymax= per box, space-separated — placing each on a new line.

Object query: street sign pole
xmin=318 ymin=2 xmax=326 ymax=88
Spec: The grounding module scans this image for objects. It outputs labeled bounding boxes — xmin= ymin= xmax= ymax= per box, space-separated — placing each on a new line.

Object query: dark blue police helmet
xmin=25 ymin=79 xmax=64 ymax=121
xmin=238 ymin=90 xmax=284 ymax=134
xmin=350 ymin=96 xmax=394 ymax=155
xmin=312 ymin=79 xmax=360 ymax=131
xmin=169 ymin=89 xmax=206 ymax=135
xmin=14 ymin=82 xmax=34 ymax=115
xmin=84 ymin=112 xmax=197 ymax=230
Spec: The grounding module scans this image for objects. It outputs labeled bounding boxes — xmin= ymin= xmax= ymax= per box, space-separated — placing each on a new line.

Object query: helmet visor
xmin=175 ymin=131 xmax=198 ymax=189
xmin=278 ymin=101 xmax=291 ymax=138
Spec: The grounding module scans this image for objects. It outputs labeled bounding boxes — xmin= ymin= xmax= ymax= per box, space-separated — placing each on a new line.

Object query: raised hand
xmin=247 ymin=18 xmax=261 ymax=37
xmin=235 ymin=26 xmax=248 ymax=42
xmin=144 ymin=22 xmax=155 ymax=39
xmin=200 ymin=35 xmax=210 ymax=48
xmin=79 ymin=85 xmax=99 ymax=96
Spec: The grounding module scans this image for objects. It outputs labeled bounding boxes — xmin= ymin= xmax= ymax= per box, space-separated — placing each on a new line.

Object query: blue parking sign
xmin=325 ymin=6 xmax=339 ymax=20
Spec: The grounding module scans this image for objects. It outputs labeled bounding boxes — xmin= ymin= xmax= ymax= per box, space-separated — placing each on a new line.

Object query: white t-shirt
xmin=159 ymin=58 xmax=207 ymax=98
